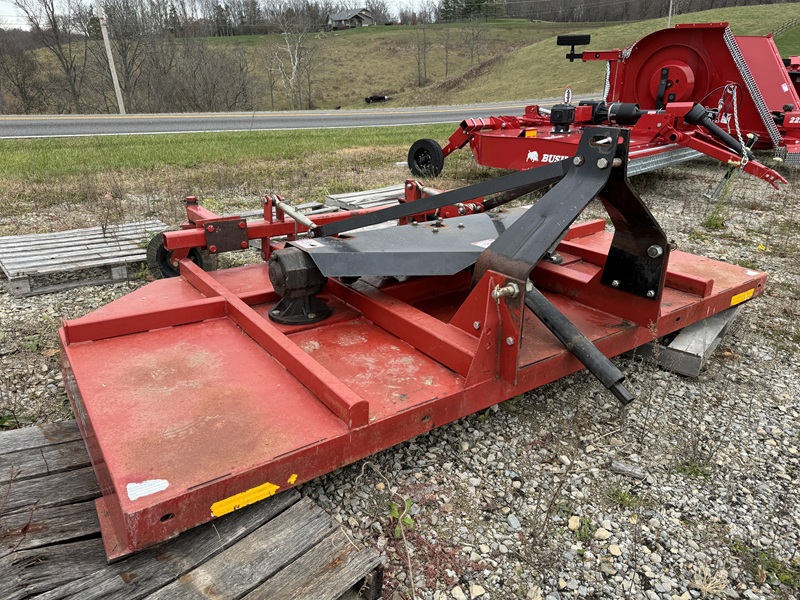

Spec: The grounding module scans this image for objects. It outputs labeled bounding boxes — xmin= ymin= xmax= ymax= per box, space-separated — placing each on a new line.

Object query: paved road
xmin=0 ymin=98 xmax=580 ymax=139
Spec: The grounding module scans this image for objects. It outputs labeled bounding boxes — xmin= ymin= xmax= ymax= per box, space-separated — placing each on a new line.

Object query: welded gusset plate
xmin=205 ymin=218 xmax=248 ymax=252
xmin=290 ymin=208 xmax=529 ymax=277
xmin=597 ymin=164 xmax=669 ymax=300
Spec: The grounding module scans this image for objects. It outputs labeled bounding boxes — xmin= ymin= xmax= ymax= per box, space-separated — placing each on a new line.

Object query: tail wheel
xmin=408 ymin=138 xmax=445 ymax=177
xmin=146 ymin=232 xmax=217 ymax=279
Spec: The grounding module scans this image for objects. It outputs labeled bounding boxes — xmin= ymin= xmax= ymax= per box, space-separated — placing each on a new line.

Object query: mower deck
xmin=60 ymin=218 xmax=765 ymax=560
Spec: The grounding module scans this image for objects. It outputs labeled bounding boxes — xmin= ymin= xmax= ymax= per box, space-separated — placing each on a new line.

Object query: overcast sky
xmin=0 ymin=1 xmax=26 ymax=28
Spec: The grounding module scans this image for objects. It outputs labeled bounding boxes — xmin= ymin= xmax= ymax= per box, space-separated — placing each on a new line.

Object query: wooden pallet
xmin=325 ymin=185 xmax=405 ymax=211
xmin=0 ymin=422 xmax=382 ymax=600
xmin=0 ymin=221 xmax=167 ymax=297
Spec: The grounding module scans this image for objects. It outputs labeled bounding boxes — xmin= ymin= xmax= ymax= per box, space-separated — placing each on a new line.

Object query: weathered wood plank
xmin=0 ymin=539 xmax=108 ymax=600
xmin=0 ymin=440 xmax=91 ymax=485
xmin=2 ymin=467 xmax=100 ymax=515
xmin=35 ymin=490 xmax=300 ymax=600
xmin=6 ymin=247 xmax=147 ymax=270
xmin=144 ymin=497 xmax=334 ymax=600
xmin=0 ymin=222 xmax=165 ymax=247
xmin=0 ymin=423 xmax=83 ymax=457
xmin=244 ymin=528 xmax=382 ymax=600
xmin=325 ymin=185 xmax=404 ymax=211
xmin=638 ymin=306 xmax=741 ymax=377
xmin=0 ymin=501 xmax=100 ymax=558
xmin=0 ymin=236 xmax=152 ymax=257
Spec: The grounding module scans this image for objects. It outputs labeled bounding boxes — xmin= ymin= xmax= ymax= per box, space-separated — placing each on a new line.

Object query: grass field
xmin=1 ymin=3 xmax=799 ymax=228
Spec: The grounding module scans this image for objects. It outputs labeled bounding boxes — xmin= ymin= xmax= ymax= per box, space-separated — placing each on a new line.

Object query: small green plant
xmin=389 ymin=497 xmax=415 ymax=539
xmin=499 ymin=394 xmax=524 ymax=414
xmin=0 ymin=412 xmax=34 ymax=430
xmin=675 ymin=460 xmax=711 ymax=479
xmin=20 ymin=334 xmax=41 ymax=353
xmin=135 ymin=263 xmax=151 ymax=281
xmin=734 ymin=257 xmax=759 ymax=270
xmin=688 ymin=229 xmax=709 ymax=242
xmin=729 ymin=539 xmax=800 ymax=590
xmin=574 ymin=520 xmax=593 ymax=543
xmin=702 ymin=204 xmax=728 ymax=230
xmin=605 ymin=483 xmax=641 ymax=509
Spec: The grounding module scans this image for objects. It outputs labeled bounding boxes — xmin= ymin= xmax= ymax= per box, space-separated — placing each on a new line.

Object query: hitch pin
xmin=492 ymin=282 xmax=520 ymax=302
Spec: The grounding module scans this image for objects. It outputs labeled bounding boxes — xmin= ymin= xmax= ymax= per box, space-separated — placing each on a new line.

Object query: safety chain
xmin=726 ymin=83 xmax=748 ymax=167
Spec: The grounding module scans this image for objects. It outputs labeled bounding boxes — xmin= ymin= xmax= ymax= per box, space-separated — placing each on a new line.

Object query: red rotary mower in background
xmin=408 ymin=23 xmax=797 ymax=191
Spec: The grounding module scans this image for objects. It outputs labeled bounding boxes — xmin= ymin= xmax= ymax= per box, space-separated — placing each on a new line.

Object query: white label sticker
xmin=293 ymin=239 xmax=324 ymax=249
xmin=745 ymin=270 xmax=760 ymax=276
xmin=472 ymin=239 xmax=495 ymax=249
xmin=782 ymin=83 xmax=789 ymax=93
xmin=127 ymin=479 xmax=169 ymax=501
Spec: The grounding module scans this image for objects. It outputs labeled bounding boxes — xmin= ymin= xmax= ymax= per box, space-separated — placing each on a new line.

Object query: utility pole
xmin=667 ymin=0 xmax=674 ymax=28
xmin=94 ymin=0 xmax=126 ymax=115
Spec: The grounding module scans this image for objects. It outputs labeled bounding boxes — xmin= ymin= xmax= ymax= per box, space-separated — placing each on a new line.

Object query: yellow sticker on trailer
xmin=730 ymin=288 xmax=754 ymax=306
xmin=211 ymin=481 xmax=280 ymax=517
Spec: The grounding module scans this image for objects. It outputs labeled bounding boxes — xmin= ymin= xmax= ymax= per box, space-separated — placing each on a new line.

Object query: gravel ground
xmin=1 ymin=159 xmax=798 ymax=599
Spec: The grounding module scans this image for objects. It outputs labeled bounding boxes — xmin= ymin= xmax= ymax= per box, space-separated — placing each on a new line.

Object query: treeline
xmin=0 ymin=0 xmax=791 ymax=115
xmin=502 ymin=0 xmax=792 ymax=23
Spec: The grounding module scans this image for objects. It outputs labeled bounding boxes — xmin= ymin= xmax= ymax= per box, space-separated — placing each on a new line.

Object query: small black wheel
xmin=146 ymin=232 xmax=216 ymax=279
xmin=408 ymin=138 xmax=445 ymax=177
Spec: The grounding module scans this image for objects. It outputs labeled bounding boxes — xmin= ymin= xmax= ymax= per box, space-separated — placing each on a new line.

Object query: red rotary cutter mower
xmin=61 ymin=128 xmax=767 ymax=561
xmin=408 ymin=23 xmax=796 ymax=193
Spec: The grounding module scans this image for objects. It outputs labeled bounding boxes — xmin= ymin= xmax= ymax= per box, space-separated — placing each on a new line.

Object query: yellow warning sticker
xmin=211 ymin=481 xmax=280 ymax=517
xmin=287 ymin=474 xmax=298 ymax=485
xmin=730 ymin=288 xmax=754 ymax=306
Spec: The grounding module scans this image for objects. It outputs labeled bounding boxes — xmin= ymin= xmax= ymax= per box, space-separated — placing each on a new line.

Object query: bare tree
xmin=414 ymin=22 xmax=430 ymax=87
xmin=459 ymin=17 xmax=487 ymax=68
xmin=271 ymin=8 xmax=324 ymax=110
xmin=439 ymin=27 xmax=455 ymax=79
xmin=0 ymin=30 xmax=50 ymax=113
xmin=14 ymin=0 xmax=89 ymax=112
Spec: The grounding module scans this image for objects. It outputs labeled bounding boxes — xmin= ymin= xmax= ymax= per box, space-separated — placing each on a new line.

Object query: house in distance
xmin=326 ymin=8 xmax=376 ymax=30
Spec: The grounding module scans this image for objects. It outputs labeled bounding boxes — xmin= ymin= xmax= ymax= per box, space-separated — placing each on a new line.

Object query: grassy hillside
xmin=407 ymin=4 xmax=800 ymax=106
xmin=231 ymin=4 xmax=800 ymax=111
xmin=239 ymin=20 xmax=612 ymax=111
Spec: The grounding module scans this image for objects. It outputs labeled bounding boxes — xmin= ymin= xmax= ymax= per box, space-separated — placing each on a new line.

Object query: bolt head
xmin=458 ymin=223 xmax=465 ymax=229
xmin=611 ymin=279 xmax=620 ymax=287
xmin=573 ymin=155 xmax=585 ymax=166
xmin=209 ymin=245 xmax=217 ymax=253
xmin=647 ymin=245 xmax=663 ymax=258
xmin=597 ymin=158 xmax=609 ymax=169
xmin=473 ymin=321 xmax=481 ymax=330
xmin=432 ymin=228 xmax=439 ymax=233
xmin=505 ymin=337 xmax=514 ymax=346
xmin=207 ymin=225 xmax=215 ymax=233
xmin=240 ymin=241 xmax=249 ymax=249
xmin=646 ymin=290 xmax=656 ymax=298
xmin=239 ymin=221 xmax=246 ymax=229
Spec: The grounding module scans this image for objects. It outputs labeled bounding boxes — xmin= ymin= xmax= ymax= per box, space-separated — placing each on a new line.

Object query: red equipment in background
xmin=408 ymin=23 xmax=796 ymax=188
xmin=60 ymin=129 xmax=768 ymax=561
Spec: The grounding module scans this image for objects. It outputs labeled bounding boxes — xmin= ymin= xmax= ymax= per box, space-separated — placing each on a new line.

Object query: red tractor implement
xmin=61 ymin=129 xmax=767 ymax=561
xmin=409 ymin=23 xmax=795 ymax=193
